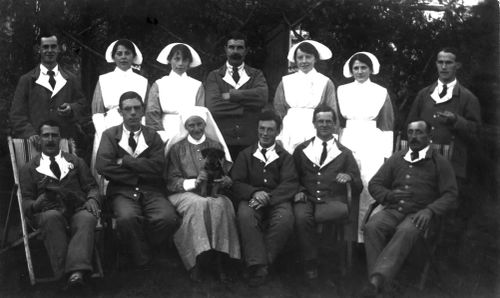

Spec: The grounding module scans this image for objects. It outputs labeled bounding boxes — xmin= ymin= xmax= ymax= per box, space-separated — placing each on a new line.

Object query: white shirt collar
xmin=226 ymin=62 xmax=245 ymax=72
xmin=123 ymin=125 xmax=141 ymax=138
xmin=297 ymin=68 xmax=318 ymax=77
xmin=41 ymin=151 xmax=62 ymax=161
xmin=258 ymin=142 xmax=276 ymax=153
xmin=438 ymin=78 xmax=457 ymax=89
xmin=187 ymin=134 xmax=206 ymax=145
xmin=431 ymin=79 xmax=457 ymax=104
xmin=37 ymin=151 xmax=72 ymax=180
xmin=170 ymin=71 xmax=188 ymax=79
xmin=403 ymin=145 xmax=430 ymax=163
xmin=40 ymin=64 xmax=59 ymax=76
xmin=353 ymin=78 xmax=372 ymax=86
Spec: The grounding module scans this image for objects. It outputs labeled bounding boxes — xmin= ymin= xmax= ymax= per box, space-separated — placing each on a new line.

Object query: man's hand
xmin=436 ymin=110 xmax=457 ymax=125
xmin=294 ymin=192 xmax=307 ymax=203
xmin=57 ymin=103 xmax=72 ymax=117
xmin=249 ymin=191 xmax=270 ymax=210
xmin=336 ymin=173 xmax=351 ymax=184
xmin=214 ymin=175 xmax=232 ymax=188
xmin=32 ymin=194 xmax=59 ymax=213
xmin=222 ymin=93 xmax=231 ymax=100
xmin=411 ymin=209 xmax=433 ymax=231
xmin=83 ymin=198 xmax=100 ymax=217
xmin=28 ymin=134 xmax=40 ymax=145
xmin=116 ymin=158 xmax=123 ymax=165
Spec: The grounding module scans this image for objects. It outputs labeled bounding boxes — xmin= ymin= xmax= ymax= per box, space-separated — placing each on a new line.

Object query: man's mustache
xmin=229 ymin=53 xmax=243 ymax=60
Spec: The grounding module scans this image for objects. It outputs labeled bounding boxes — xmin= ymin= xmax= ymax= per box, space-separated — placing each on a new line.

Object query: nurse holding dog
xmin=165 ymin=106 xmax=240 ymax=283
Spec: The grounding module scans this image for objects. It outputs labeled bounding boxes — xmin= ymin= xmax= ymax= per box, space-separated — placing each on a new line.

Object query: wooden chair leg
xmin=1 ymin=185 xmax=17 ymax=248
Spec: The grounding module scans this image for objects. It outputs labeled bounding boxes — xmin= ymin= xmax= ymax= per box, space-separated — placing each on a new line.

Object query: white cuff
xmin=183 ymin=179 xmax=197 ymax=191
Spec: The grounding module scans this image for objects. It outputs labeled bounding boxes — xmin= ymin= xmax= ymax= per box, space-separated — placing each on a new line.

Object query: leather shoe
xmin=359 ymin=282 xmax=380 ymax=298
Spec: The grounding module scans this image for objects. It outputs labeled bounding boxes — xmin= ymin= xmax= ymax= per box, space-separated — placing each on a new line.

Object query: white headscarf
xmin=287 ymin=40 xmax=332 ymax=63
xmin=165 ymin=106 xmax=232 ymax=162
xmin=342 ymin=51 xmax=380 ymax=78
xmin=105 ymin=40 xmax=143 ymax=65
xmin=156 ymin=43 xmax=202 ymax=68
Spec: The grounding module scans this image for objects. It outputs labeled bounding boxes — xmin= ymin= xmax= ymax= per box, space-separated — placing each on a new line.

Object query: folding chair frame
xmin=1 ymin=137 xmax=103 ymax=285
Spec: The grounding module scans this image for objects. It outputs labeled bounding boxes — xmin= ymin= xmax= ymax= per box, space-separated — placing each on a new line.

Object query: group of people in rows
xmin=9 ymin=30 xmax=480 ymax=296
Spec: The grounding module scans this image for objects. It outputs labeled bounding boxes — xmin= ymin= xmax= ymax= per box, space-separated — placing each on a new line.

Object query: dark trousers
xmin=35 ymin=209 xmax=97 ymax=279
xmin=364 ymin=208 xmax=425 ymax=281
xmin=293 ymin=199 xmax=348 ymax=262
xmin=237 ymin=201 xmax=294 ymax=267
xmin=112 ymin=191 xmax=179 ymax=266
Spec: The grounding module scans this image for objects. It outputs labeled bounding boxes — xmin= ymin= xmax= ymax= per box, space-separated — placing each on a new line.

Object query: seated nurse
xmin=165 ymin=106 xmax=240 ymax=283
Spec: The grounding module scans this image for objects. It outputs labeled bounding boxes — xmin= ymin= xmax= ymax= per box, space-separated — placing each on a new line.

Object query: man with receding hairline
xmin=10 ymin=33 xmax=88 ymax=144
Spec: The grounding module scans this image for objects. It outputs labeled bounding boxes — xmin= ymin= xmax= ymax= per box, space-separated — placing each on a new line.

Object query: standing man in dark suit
xmin=231 ymin=110 xmax=298 ymax=287
xmin=293 ymin=105 xmax=362 ymax=280
xmin=96 ymin=91 xmax=178 ymax=267
xmin=20 ymin=120 xmax=99 ymax=287
xmin=407 ymin=47 xmax=481 ymax=182
xmin=10 ymin=33 xmax=88 ymax=144
xmin=205 ymin=31 xmax=268 ymax=160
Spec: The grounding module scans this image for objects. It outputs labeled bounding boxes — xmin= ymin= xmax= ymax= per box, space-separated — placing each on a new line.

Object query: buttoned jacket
xmin=20 ymin=151 xmax=99 ymax=217
xmin=96 ymin=124 xmax=166 ymax=199
xmin=407 ymin=82 xmax=481 ymax=178
xmin=10 ymin=65 xmax=88 ymax=138
xmin=230 ymin=143 xmax=298 ymax=205
xmin=205 ymin=64 xmax=268 ymax=146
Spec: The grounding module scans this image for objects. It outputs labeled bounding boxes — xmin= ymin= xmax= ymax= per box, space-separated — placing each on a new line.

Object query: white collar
xmin=37 ymin=151 xmax=72 ymax=180
xmin=297 ymin=68 xmax=318 ymax=78
xmin=437 ymin=79 xmax=457 ymax=89
xmin=123 ymin=125 xmax=141 ymax=137
xmin=258 ymin=142 xmax=276 ymax=152
xmin=303 ymin=136 xmax=341 ymax=168
xmin=40 ymin=64 xmax=59 ymax=75
xmin=353 ymin=78 xmax=372 ymax=86
xmin=113 ymin=67 xmax=134 ymax=74
xmin=227 ymin=62 xmax=245 ymax=71
xmin=404 ymin=145 xmax=430 ymax=163
xmin=187 ymin=134 xmax=206 ymax=145
xmin=313 ymin=136 xmax=336 ymax=147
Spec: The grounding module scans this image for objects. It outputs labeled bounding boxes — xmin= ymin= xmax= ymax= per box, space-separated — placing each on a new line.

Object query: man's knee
xmin=394 ymin=219 xmax=421 ymax=241
xmin=38 ymin=209 xmax=66 ymax=227
xmin=237 ymin=201 xmax=255 ymax=222
xmin=72 ymin=210 xmax=97 ymax=230
xmin=270 ymin=203 xmax=294 ymax=232
xmin=150 ymin=202 xmax=179 ymax=229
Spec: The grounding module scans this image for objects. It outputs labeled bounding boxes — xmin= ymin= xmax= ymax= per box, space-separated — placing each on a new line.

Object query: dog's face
xmin=201 ymin=148 xmax=225 ymax=171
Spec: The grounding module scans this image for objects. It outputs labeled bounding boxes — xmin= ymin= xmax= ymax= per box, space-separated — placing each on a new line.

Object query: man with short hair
xmin=231 ymin=110 xmax=298 ymax=287
xmin=407 ymin=47 xmax=481 ymax=180
xmin=10 ymin=33 xmax=88 ymax=143
xmin=361 ymin=120 xmax=458 ymax=297
xmin=20 ymin=120 xmax=99 ymax=286
xmin=96 ymin=91 xmax=178 ymax=267
xmin=205 ymin=31 xmax=269 ymax=160
xmin=293 ymin=105 xmax=362 ymax=279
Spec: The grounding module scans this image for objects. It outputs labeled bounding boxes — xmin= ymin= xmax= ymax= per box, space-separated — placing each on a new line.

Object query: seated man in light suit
xmin=96 ymin=91 xmax=179 ymax=267
xmin=361 ymin=120 xmax=458 ymax=297
xmin=20 ymin=120 xmax=99 ymax=287
xmin=293 ymin=105 xmax=362 ymax=280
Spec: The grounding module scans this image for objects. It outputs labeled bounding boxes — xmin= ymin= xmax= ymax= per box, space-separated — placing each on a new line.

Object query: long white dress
xmin=91 ymin=67 xmax=148 ymax=193
xmin=274 ymin=69 xmax=339 ymax=154
xmin=337 ymin=79 xmax=394 ymax=242
xmin=145 ymin=72 xmax=204 ymax=143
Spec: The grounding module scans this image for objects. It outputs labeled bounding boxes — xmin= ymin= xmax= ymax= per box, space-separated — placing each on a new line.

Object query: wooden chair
xmin=0 ymin=137 xmax=103 ymax=285
xmin=363 ymin=133 xmax=454 ymax=290
xmin=316 ymin=182 xmax=355 ymax=276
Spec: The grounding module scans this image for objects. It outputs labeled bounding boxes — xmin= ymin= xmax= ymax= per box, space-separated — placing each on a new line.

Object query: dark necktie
xmin=128 ymin=131 xmax=137 ymax=151
xmin=319 ymin=142 xmax=327 ymax=165
xmin=439 ymin=84 xmax=447 ymax=98
xmin=49 ymin=156 xmax=61 ymax=179
xmin=232 ymin=66 xmax=240 ymax=84
xmin=261 ymin=148 xmax=267 ymax=161
xmin=47 ymin=70 xmax=56 ymax=89
xmin=410 ymin=150 xmax=419 ymax=161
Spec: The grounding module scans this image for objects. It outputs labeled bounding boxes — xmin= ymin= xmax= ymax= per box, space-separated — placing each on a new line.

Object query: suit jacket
xmin=95 ymin=124 xmax=166 ymax=199
xmin=293 ymin=137 xmax=362 ymax=204
xmin=20 ymin=151 xmax=99 ymax=218
xmin=230 ymin=143 xmax=298 ymax=205
xmin=10 ymin=65 xmax=88 ymax=138
xmin=407 ymin=81 xmax=481 ymax=178
xmin=205 ymin=64 xmax=268 ymax=146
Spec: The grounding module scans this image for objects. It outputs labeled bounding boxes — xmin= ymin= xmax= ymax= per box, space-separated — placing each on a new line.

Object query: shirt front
xmin=37 ymin=151 xmax=72 ymax=180
xmin=403 ymin=145 xmax=430 ymax=163
xmin=223 ymin=62 xmax=250 ymax=88
xmin=303 ymin=136 xmax=341 ymax=167
xmin=37 ymin=64 xmax=67 ymax=97
xmin=431 ymin=79 xmax=457 ymax=104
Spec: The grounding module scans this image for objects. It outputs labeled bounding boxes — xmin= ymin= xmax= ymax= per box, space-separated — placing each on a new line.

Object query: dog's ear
xmin=201 ymin=148 xmax=210 ymax=159
xmin=215 ymin=149 xmax=225 ymax=160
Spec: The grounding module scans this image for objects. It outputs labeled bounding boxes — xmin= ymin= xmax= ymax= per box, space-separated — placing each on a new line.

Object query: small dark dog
xmin=198 ymin=148 xmax=226 ymax=197
xmin=44 ymin=184 xmax=86 ymax=217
